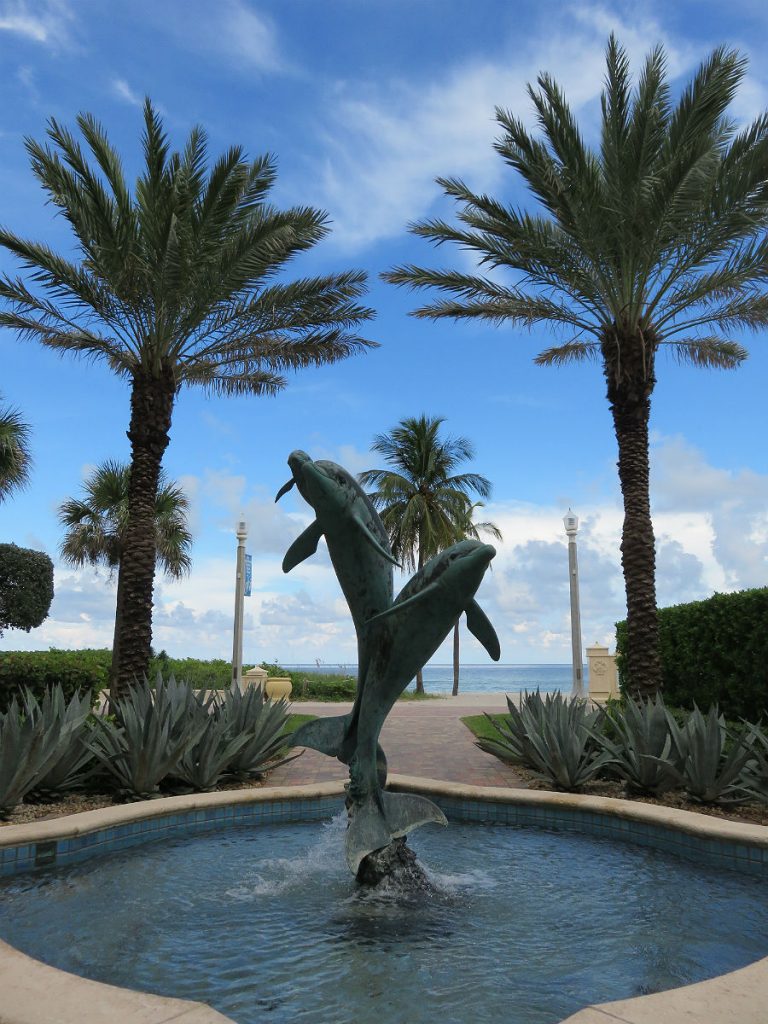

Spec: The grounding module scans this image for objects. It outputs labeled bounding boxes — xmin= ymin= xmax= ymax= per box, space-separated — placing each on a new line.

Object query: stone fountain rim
xmin=0 ymin=777 xmax=765 ymax=1024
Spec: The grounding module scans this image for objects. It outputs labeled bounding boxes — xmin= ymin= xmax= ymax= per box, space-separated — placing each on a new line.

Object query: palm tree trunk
xmin=603 ymin=330 xmax=662 ymax=698
xmin=110 ymin=371 xmax=175 ymax=698
xmin=452 ymin=620 xmax=460 ymax=696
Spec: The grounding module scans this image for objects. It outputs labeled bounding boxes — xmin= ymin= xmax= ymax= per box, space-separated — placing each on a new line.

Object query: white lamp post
xmin=563 ymin=510 xmax=585 ymax=701
xmin=231 ymin=516 xmax=248 ymax=690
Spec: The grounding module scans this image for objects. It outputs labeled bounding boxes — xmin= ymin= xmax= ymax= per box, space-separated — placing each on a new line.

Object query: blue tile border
xmin=0 ymin=788 xmax=765 ymax=879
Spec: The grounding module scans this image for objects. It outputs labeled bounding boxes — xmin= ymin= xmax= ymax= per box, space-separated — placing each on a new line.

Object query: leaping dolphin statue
xmin=291 ymin=538 xmax=501 ymax=874
xmin=275 ymin=451 xmax=396 ymax=767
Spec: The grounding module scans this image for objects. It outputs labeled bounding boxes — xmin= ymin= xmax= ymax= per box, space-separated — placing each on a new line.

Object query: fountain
xmin=1 ymin=451 xmax=767 ymax=1023
xmin=275 ymin=450 xmax=500 ymax=883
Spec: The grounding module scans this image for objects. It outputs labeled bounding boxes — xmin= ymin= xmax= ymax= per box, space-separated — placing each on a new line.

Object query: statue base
xmin=355 ymin=836 xmax=432 ymax=889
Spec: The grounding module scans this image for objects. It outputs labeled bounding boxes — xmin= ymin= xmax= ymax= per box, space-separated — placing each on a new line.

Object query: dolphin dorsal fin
xmin=365 ymin=582 xmax=440 ymax=625
xmin=282 ymin=520 xmax=323 ymax=573
xmin=466 ymin=599 xmax=501 ymax=661
xmin=354 ymin=515 xmax=400 ymax=568
xmin=275 ymin=478 xmax=296 ymax=502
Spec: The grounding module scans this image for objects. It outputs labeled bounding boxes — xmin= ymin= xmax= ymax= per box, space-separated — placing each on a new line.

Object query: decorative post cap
xmin=563 ymin=509 xmax=579 ymax=536
xmin=236 ymin=517 xmax=248 ymax=540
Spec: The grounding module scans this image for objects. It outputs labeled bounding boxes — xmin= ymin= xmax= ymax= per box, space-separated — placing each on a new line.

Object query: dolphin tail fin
xmin=345 ymin=791 xmax=447 ymax=875
xmin=288 ymin=712 xmax=352 ymax=758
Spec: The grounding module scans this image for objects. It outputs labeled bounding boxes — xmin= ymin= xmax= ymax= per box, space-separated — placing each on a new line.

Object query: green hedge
xmin=616 ymin=588 xmax=768 ymax=720
xmin=0 ymin=648 xmax=108 ymax=712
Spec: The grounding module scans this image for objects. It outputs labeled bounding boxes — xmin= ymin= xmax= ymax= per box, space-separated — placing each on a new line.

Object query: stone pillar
xmin=586 ymin=643 xmax=619 ymax=703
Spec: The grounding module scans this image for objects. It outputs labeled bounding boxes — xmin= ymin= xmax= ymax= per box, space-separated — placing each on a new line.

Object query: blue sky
xmin=2 ymin=0 xmax=768 ymax=667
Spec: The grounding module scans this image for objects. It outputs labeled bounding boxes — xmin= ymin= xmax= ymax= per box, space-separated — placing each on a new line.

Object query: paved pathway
xmin=269 ymin=692 xmax=527 ymax=788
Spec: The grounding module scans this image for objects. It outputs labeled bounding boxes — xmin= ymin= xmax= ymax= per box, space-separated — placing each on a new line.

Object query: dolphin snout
xmin=287 ymin=450 xmax=312 ymax=474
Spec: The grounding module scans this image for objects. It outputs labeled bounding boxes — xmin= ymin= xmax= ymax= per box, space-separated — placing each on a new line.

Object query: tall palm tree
xmin=0 ymin=396 xmax=31 ymax=502
xmin=451 ymin=500 xmax=502 ymax=696
xmin=0 ymin=100 xmax=374 ymax=695
xmin=360 ymin=414 xmax=494 ymax=693
xmin=59 ymin=460 xmax=192 ymax=697
xmin=384 ymin=38 xmax=768 ymax=697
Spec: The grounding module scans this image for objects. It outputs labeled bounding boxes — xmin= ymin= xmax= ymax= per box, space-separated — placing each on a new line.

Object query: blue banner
xmin=244 ymin=554 xmax=252 ymax=597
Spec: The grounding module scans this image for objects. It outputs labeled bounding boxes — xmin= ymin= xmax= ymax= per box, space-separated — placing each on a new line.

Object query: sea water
xmin=284 ymin=663 xmax=577 ymax=694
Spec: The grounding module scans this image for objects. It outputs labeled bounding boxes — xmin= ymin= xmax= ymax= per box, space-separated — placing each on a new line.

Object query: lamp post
xmin=231 ymin=516 xmax=248 ymax=690
xmin=563 ymin=510 xmax=585 ymax=701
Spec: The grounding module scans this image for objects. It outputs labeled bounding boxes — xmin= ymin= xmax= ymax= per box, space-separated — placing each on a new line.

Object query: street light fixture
xmin=231 ymin=516 xmax=248 ymax=690
xmin=563 ymin=510 xmax=585 ymax=701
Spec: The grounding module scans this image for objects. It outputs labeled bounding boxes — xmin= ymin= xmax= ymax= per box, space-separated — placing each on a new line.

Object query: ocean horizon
xmin=283 ymin=662 xmax=584 ymax=694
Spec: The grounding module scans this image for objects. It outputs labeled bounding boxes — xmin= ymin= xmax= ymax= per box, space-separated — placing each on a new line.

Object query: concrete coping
xmin=0 ymin=778 xmax=766 ymax=1024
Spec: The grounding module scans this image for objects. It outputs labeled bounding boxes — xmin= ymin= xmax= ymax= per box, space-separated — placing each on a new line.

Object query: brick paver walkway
xmin=269 ymin=694 xmax=526 ymax=788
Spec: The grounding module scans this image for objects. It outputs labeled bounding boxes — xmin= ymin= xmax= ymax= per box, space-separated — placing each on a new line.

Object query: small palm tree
xmin=384 ymin=38 xmax=768 ymax=697
xmin=451 ymin=501 xmax=502 ymax=696
xmin=59 ymin=460 xmax=191 ymax=697
xmin=0 ymin=100 xmax=374 ymax=695
xmin=360 ymin=415 xmax=495 ymax=693
xmin=0 ymin=396 xmax=31 ymax=502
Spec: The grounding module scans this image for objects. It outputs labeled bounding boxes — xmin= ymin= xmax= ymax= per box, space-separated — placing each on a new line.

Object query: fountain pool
xmin=1 ymin=801 xmax=767 ymax=1024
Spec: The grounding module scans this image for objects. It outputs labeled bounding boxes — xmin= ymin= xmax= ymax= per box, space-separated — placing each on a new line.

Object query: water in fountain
xmin=2 ymin=817 xmax=767 ymax=1024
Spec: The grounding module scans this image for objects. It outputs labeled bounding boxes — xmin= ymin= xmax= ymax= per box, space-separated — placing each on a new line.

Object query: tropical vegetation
xmin=0 ymin=99 xmax=375 ymax=696
xmin=384 ymin=37 xmax=768 ymax=698
xmin=360 ymin=414 xmax=497 ymax=693
xmin=471 ymin=691 xmax=764 ymax=805
xmin=0 ymin=676 xmax=295 ymax=816
xmin=59 ymin=460 xmax=192 ymax=697
xmin=0 ymin=544 xmax=54 ymax=646
xmin=0 ymin=396 xmax=31 ymax=503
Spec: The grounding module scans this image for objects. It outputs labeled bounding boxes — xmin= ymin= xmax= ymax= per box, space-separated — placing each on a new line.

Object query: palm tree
xmin=59 ymin=460 xmax=192 ymax=696
xmin=384 ymin=38 xmax=768 ymax=698
xmin=0 ymin=100 xmax=374 ymax=695
xmin=0 ymin=396 xmax=31 ymax=502
xmin=360 ymin=415 xmax=494 ymax=693
xmin=451 ymin=500 xmax=502 ymax=696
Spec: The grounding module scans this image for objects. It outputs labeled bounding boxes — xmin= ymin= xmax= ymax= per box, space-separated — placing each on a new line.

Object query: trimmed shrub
xmin=616 ymin=588 xmax=768 ymax=721
xmin=0 ymin=543 xmax=54 ymax=636
xmin=0 ymin=649 xmax=107 ymax=713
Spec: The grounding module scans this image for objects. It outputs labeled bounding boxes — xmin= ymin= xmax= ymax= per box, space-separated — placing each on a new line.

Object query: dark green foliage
xmin=616 ymin=588 xmax=768 ymax=720
xmin=0 ymin=543 xmax=54 ymax=637
xmin=261 ymin=662 xmax=358 ymax=701
xmin=87 ymin=674 xmax=292 ymax=799
xmin=0 ymin=649 xmax=107 ymax=713
xmin=592 ymin=696 xmax=683 ymax=796
xmin=25 ymin=688 xmax=95 ymax=798
xmin=666 ymin=705 xmax=755 ymax=804
xmin=225 ymin=686 xmax=296 ymax=779
xmin=0 ymin=688 xmax=88 ymax=816
xmin=477 ymin=691 xmax=613 ymax=791
xmin=742 ymin=726 xmax=768 ymax=804
xmin=149 ymin=654 xmax=231 ymax=690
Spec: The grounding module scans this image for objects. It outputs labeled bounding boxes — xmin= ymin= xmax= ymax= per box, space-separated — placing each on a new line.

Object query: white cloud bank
xmin=6 ymin=434 xmax=768 ymax=666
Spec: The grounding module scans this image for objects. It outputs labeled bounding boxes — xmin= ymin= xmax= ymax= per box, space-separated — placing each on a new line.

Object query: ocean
xmin=282 ymin=663 xmax=581 ymax=695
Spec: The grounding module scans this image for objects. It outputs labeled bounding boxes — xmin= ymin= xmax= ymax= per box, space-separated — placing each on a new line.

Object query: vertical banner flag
xmin=244 ymin=553 xmax=252 ymax=597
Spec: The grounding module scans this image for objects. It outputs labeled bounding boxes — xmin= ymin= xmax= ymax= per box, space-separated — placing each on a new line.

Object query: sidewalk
xmin=269 ymin=692 xmax=527 ymax=789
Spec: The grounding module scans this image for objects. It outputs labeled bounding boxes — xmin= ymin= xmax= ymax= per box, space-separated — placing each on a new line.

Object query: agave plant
xmin=478 ymin=691 xmax=612 ymax=791
xmin=173 ymin=690 xmax=250 ymax=792
xmin=88 ymin=674 xmax=207 ymax=798
xmin=224 ymin=686 xmax=295 ymax=779
xmin=25 ymin=687 xmax=96 ymax=798
xmin=591 ymin=696 xmax=682 ymax=796
xmin=740 ymin=724 xmax=768 ymax=804
xmin=0 ymin=691 xmax=81 ymax=816
xmin=666 ymin=705 xmax=755 ymax=804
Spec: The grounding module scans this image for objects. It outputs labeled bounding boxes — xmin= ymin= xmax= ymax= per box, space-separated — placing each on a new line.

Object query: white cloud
xmin=313 ymin=3 xmax=690 ymax=249
xmin=0 ymin=0 xmax=74 ymax=49
xmin=112 ymin=78 xmax=142 ymax=107
xmin=151 ymin=0 xmax=284 ymax=74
